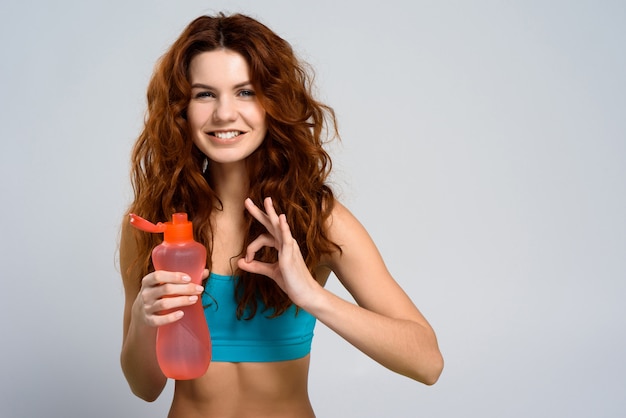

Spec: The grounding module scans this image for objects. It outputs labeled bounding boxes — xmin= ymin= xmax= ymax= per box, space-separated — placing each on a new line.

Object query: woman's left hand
xmin=237 ymin=197 xmax=320 ymax=306
xmin=239 ymin=197 xmax=444 ymax=384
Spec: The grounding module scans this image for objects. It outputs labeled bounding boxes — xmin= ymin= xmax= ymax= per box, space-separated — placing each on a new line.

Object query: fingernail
xmin=189 ymin=295 xmax=198 ymax=303
xmin=182 ymin=275 xmax=191 ymax=282
xmin=196 ymin=285 xmax=204 ymax=292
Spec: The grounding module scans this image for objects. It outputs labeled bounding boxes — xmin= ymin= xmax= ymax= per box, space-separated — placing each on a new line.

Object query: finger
xmin=151 ymin=294 xmax=201 ymax=314
xmin=263 ymin=197 xmax=281 ymax=230
xmin=237 ymin=256 xmax=275 ymax=279
xmin=140 ymin=273 xmax=203 ymax=312
xmin=279 ymin=215 xmax=300 ymax=259
xmin=148 ymin=311 xmax=185 ymax=327
xmin=143 ymin=292 xmax=203 ymax=327
xmin=147 ymin=309 xmax=185 ymax=327
xmin=244 ymin=198 xmax=273 ymax=232
xmin=278 ymin=214 xmax=294 ymax=241
xmin=157 ymin=282 xmax=205 ymax=297
xmin=244 ymin=233 xmax=277 ymax=262
xmin=145 ymin=270 xmax=192 ymax=287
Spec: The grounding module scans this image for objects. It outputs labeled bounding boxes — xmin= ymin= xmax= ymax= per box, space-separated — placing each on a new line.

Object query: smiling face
xmin=187 ymin=49 xmax=267 ymax=167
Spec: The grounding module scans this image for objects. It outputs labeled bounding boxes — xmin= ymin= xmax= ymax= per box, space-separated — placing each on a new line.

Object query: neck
xmin=209 ymin=161 xmax=249 ymax=213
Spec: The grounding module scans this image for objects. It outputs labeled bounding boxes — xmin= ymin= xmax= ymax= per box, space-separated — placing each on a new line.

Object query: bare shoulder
xmin=324 ymin=200 xmax=384 ymax=268
xmin=324 ymin=200 xmax=372 ymax=245
xmin=323 ymin=200 xmax=430 ymax=323
xmin=323 ymin=199 xmax=387 ymax=274
xmin=324 ymin=200 xmax=430 ymax=320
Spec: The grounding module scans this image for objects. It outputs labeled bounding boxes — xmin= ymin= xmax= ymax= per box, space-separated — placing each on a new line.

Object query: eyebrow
xmin=190 ymin=81 xmax=253 ymax=90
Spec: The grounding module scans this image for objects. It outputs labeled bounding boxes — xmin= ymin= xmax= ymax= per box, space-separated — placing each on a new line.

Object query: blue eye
xmin=194 ymin=91 xmax=215 ymax=99
xmin=239 ymin=89 xmax=256 ymax=97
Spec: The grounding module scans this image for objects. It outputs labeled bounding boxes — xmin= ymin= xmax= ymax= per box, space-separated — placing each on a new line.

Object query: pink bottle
xmin=129 ymin=212 xmax=211 ymax=380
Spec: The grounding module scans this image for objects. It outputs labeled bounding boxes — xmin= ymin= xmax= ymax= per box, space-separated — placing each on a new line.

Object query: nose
xmin=213 ymin=97 xmax=237 ymax=122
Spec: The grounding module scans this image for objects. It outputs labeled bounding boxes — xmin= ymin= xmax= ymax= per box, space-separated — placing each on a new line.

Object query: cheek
xmin=186 ymin=110 xmax=204 ymax=149
xmin=250 ymin=106 xmax=267 ymax=130
xmin=186 ymin=105 xmax=207 ymax=130
xmin=186 ymin=110 xmax=199 ymax=130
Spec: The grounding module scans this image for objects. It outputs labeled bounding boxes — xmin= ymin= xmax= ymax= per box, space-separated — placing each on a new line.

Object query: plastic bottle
xmin=129 ymin=212 xmax=211 ymax=380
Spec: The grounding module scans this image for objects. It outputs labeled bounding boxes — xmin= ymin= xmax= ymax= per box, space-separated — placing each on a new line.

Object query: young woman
xmin=119 ymin=13 xmax=443 ymax=418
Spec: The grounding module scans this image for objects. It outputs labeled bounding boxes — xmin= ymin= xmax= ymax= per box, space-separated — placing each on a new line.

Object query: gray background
xmin=1 ymin=1 xmax=625 ymax=417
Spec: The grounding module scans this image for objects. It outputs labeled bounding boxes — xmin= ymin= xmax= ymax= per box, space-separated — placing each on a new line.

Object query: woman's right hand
xmin=133 ymin=269 xmax=208 ymax=327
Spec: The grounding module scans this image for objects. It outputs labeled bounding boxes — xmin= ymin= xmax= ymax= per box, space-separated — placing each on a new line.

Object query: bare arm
xmin=119 ymin=220 xmax=206 ymax=401
xmin=310 ymin=202 xmax=443 ymax=383
xmin=238 ymin=198 xmax=443 ymax=385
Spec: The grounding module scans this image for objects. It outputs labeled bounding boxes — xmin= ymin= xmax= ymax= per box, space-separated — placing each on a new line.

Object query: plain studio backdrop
xmin=1 ymin=1 xmax=624 ymax=417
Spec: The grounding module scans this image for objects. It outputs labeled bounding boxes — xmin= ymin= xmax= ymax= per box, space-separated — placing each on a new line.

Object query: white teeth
xmin=214 ymin=131 xmax=240 ymax=139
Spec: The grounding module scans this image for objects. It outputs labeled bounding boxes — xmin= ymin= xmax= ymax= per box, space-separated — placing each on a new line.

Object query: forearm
xmin=239 ymin=199 xmax=443 ymax=383
xmin=120 ymin=317 xmax=167 ymax=401
xmin=303 ymin=286 xmax=443 ymax=385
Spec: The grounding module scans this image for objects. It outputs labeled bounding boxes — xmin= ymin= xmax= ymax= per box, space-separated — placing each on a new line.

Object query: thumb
xmin=237 ymin=257 xmax=275 ymax=280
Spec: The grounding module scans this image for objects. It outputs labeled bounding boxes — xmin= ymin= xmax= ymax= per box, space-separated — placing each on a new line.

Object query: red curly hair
xmin=127 ymin=13 xmax=340 ymax=318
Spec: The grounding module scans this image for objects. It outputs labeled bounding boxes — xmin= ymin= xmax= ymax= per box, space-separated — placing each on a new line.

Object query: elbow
xmin=123 ymin=370 xmax=166 ymax=403
xmin=121 ymin=356 xmax=166 ymax=402
xmin=405 ymin=349 xmax=444 ymax=386
xmin=416 ymin=327 xmax=444 ymax=386
xmin=124 ymin=372 xmax=166 ymax=402
xmin=131 ymin=385 xmax=162 ymax=403
xmin=421 ymin=350 xmax=444 ymax=386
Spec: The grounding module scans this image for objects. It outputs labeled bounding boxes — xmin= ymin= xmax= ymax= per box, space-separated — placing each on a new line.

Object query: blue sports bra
xmin=202 ymin=273 xmax=316 ymax=362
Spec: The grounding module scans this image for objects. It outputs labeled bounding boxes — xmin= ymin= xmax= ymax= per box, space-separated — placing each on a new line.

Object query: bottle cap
xmin=129 ymin=213 xmax=193 ymax=243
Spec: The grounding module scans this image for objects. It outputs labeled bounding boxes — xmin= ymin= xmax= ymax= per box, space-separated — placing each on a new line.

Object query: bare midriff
xmin=168 ymin=355 xmax=315 ymax=418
